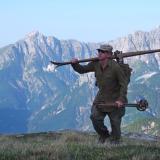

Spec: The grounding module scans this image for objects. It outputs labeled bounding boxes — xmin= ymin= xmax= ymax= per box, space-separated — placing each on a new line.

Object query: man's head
xmin=97 ymin=44 xmax=113 ymax=60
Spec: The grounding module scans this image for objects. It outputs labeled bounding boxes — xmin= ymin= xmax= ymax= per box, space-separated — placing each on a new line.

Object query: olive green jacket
xmin=72 ymin=59 xmax=128 ymax=111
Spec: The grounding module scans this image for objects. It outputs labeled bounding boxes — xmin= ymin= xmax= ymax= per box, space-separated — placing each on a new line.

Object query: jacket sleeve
xmin=71 ymin=61 xmax=95 ymax=74
xmin=115 ymin=64 xmax=128 ymax=103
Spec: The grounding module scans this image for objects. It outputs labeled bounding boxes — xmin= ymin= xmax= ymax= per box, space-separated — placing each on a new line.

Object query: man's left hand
xmin=115 ymin=100 xmax=124 ymax=108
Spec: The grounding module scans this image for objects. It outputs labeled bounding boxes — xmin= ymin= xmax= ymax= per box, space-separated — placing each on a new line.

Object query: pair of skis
xmin=50 ymin=49 xmax=160 ymax=68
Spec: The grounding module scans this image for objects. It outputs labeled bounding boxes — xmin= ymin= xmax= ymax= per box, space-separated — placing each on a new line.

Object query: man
xmin=71 ymin=44 xmax=128 ymax=144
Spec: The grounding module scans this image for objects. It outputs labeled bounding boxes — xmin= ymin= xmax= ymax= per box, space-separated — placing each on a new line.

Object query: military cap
xmin=97 ymin=44 xmax=113 ymax=53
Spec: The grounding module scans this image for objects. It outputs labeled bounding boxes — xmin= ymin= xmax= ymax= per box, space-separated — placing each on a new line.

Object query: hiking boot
xmin=98 ymin=134 xmax=110 ymax=144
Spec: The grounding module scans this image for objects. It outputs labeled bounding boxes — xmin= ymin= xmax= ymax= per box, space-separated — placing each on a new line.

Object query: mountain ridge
xmin=0 ymin=27 xmax=160 ymax=134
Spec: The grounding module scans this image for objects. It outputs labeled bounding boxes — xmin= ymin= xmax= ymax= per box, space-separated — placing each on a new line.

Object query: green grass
xmin=0 ymin=131 xmax=160 ymax=160
xmin=123 ymin=117 xmax=160 ymax=135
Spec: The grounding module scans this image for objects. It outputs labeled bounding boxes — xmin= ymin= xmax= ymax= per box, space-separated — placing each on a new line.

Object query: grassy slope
xmin=123 ymin=117 xmax=160 ymax=135
xmin=0 ymin=131 xmax=160 ymax=160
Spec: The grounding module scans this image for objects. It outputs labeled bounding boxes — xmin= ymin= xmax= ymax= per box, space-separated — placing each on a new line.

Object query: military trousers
xmin=90 ymin=104 xmax=125 ymax=140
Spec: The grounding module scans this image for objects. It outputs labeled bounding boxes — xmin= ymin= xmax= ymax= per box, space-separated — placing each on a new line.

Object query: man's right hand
xmin=71 ymin=58 xmax=79 ymax=64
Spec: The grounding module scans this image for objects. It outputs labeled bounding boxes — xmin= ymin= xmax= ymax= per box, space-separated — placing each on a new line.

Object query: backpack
xmin=118 ymin=63 xmax=132 ymax=85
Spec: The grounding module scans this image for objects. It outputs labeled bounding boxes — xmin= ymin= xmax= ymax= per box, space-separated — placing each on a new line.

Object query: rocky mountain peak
xmin=25 ymin=31 xmax=44 ymax=39
xmin=0 ymin=27 xmax=160 ymax=134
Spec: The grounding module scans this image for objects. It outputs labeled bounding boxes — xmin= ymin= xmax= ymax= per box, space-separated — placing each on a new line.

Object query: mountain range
xmin=0 ymin=26 xmax=160 ymax=134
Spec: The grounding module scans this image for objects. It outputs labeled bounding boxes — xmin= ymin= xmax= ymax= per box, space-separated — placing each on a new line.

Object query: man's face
xmin=98 ymin=50 xmax=112 ymax=60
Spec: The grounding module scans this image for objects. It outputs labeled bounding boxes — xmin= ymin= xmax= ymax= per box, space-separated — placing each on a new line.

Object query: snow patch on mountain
xmin=78 ymin=74 xmax=90 ymax=86
xmin=43 ymin=64 xmax=56 ymax=72
xmin=135 ymin=72 xmax=157 ymax=81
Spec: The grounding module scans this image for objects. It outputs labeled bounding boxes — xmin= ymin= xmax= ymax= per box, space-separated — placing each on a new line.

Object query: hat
xmin=97 ymin=44 xmax=113 ymax=53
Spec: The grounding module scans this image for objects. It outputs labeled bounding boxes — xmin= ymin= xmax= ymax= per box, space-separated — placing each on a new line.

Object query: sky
xmin=0 ymin=0 xmax=160 ymax=47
